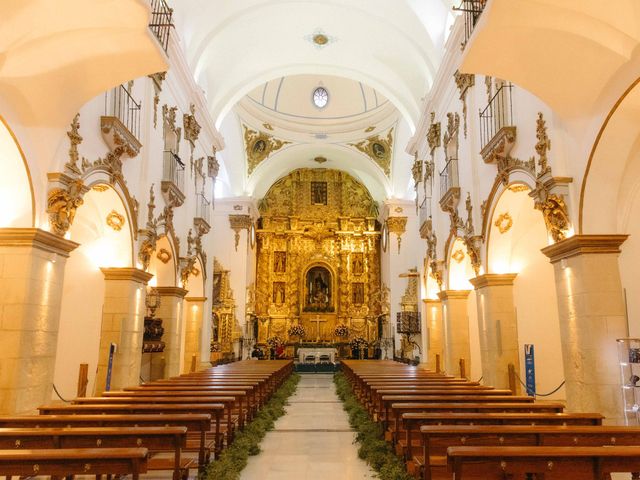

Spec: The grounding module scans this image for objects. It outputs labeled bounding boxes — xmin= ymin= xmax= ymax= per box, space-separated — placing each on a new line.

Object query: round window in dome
xmin=312 ymin=87 xmax=329 ymax=109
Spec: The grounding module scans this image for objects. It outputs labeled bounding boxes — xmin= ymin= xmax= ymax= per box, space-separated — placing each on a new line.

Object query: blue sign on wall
xmin=524 ymin=344 xmax=536 ymax=397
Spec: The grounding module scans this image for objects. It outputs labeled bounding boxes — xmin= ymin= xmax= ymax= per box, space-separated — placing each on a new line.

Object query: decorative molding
xmin=533 ymin=190 xmax=571 ymax=243
xmin=207 ymin=148 xmax=220 ymax=180
xmin=154 ymin=286 xmax=189 ymax=298
xmin=157 ymin=248 xmax=171 ymax=264
xmin=229 ymin=214 xmax=252 ymax=251
xmin=105 ymin=210 xmax=125 ymax=231
xmin=46 ymin=178 xmax=87 ymax=236
xmin=454 ymin=70 xmax=475 ymax=137
xmin=0 ymin=228 xmax=79 ymax=257
xmin=349 ymin=127 xmax=393 ymax=176
xmin=100 ymin=267 xmax=153 ymax=284
xmin=314 ymin=156 xmax=327 ymax=164
xmin=469 ymin=273 xmax=518 ymax=289
xmin=481 ymin=126 xmax=517 ymax=165
xmin=183 ymin=103 xmax=201 ymax=149
xmin=494 ymin=212 xmax=513 ymax=234
xmin=508 ymin=184 xmax=529 ymax=193
xmin=386 ymin=216 xmax=407 ymax=254
xmin=535 ymin=112 xmax=551 ymax=175
xmin=452 ymin=249 xmax=465 ymax=263
xmin=541 ymin=234 xmax=628 ymax=264
xmin=244 ymin=125 xmax=290 ymax=174
xmin=427 ymin=112 xmax=441 ymax=154
xmin=100 ymin=115 xmax=141 ymax=158
xmin=437 ymin=289 xmax=471 ymax=301
xmin=65 ymin=114 xmax=83 ymax=174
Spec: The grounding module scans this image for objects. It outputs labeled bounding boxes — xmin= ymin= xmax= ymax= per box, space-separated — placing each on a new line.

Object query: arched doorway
xmin=0 ymin=116 xmax=34 ymax=227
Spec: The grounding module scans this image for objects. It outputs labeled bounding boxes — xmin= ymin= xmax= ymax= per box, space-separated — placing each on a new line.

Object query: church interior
xmin=3 ymin=0 xmax=640 ymax=478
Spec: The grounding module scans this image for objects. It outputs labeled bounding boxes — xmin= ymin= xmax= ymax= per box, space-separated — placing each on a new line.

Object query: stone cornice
xmin=100 ymin=267 xmax=153 ymax=284
xmin=155 ymin=286 xmax=189 ymax=298
xmin=469 ymin=273 xmax=518 ymax=289
xmin=185 ymin=296 xmax=208 ymax=302
xmin=541 ymin=234 xmax=628 ymax=264
xmin=437 ymin=289 xmax=471 ymax=301
xmin=0 ymin=228 xmax=79 ymax=257
xmin=423 ymin=298 xmax=442 ymax=305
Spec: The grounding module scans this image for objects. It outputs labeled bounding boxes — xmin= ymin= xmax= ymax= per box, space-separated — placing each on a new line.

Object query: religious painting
xmin=372 ymin=142 xmax=386 ymax=159
xmin=274 ymin=251 xmax=287 ymax=273
xmin=273 ymin=282 xmax=286 ymax=304
xmin=352 ymin=282 xmax=365 ymax=305
xmin=304 ymin=266 xmax=334 ymax=312
xmin=310 ymin=181 xmax=328 ymax=205
xmin=212 ymin=272 xmax=222 ymax=303
xmin=352 ymin=253 xmax=364 ymax=276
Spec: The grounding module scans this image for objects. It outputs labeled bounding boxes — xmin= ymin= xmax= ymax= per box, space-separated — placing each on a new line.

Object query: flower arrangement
xmin=266 ymin=336 xmax=284 ymax=348
xmin=287 ymin=325 xmax=306 ymax=338
xmin=334 ymin=324 xmax=349 ymax=337
xmin=349 ymin=336 xmax=368 ymax=350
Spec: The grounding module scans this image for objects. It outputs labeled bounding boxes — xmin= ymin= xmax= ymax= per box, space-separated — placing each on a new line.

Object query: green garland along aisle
xmin=202 ymin=373 xmax=300 ymax=480
xmin=334 ymin=372 xmax=413 ymax=480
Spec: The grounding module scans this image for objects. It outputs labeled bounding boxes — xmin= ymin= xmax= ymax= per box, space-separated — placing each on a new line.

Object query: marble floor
xmin=240 ymin=374 xmax=376 ymax=480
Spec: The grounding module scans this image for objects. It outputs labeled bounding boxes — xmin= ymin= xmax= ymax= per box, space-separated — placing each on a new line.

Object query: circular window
xmin=313 ymin=87 xmax=329 ymax=109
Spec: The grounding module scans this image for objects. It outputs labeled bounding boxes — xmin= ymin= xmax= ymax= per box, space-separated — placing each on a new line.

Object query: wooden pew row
xmin=0 ymin=426 xmax=187 ymax=479
xmin=0 ymin=447 xmax=148 ymax=480
xmin=0 ymin=414 xmax=212 ymax=471
xmin=399 ymin=412 xmax=604 ymax=463
xmin=415 ymin=424 xmax=640 ymax=479
xmin=446 ymin=446 xmax=640 ymax=480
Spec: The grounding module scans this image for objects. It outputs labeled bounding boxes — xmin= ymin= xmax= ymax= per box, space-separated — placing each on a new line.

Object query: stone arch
xmin=148 ymin=235 xmax=178 ymax=288
xmin=0 ymin=116 xmax=35 ymax=227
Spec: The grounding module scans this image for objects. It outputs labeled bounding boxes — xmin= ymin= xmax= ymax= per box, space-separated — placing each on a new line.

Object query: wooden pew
xmin=417 ymin=424 xmax=640 ymax=480
xmin=0 ymin=414 xmax=213 ymax=469
xmin=37 ymin=403 xmax=228 ymax=455
xmin=0 ymin=426 xmax=187 ymax=480
xmin=446 ymin=446 xmax=640 ymax=479
xmin=0 ymin=447 xmax=148 ymax=480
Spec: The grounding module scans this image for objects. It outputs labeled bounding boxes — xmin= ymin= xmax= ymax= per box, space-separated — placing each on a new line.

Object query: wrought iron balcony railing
xmin=455 ymin=0 xmax=486 ymax=48
xmin=149 ymin=0 xmax=173 ymax=52
xmin=195 ymin=192 xmax=211 ymax=227
xmin=419 ymin=198 xmax=432 ymax=229
xmin=439 ymin=158 xmax=460 ymax=201
xmin=479 ymin=82 xmax=514 ymax=152
xmin=104 ymin=84 xmax=141 ymax=141
xmin=163 ymin=150 xmax=185 ymax=193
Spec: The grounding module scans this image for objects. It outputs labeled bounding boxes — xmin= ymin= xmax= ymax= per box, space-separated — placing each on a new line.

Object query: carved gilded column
xmin=542 ymin=235 xmax=628 ymax=423
xmin=423 ymin=299 xmax=443 ymax=371
xmin=0 ymin=229 xmax=78 ymax=414
xmin=96 ymin=268 xmax=153 ymax=393
xmin=155 ymin=286 xmax=189 ymax=378
xmin=183 ymin=296 xmax=207 ymax=373
xmin=438 ymin=289 xmax=471 ymax=377
xmin=469 ymin=274 xmax=519 ymax=392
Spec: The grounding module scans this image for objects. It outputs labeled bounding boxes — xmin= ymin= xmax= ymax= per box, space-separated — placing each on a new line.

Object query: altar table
xmin=297 ymin=347 xmax=338 ymax=363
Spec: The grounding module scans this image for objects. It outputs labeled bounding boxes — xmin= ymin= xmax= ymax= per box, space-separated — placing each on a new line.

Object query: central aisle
xmin=241 ymin=373 xmax=376 ymax=480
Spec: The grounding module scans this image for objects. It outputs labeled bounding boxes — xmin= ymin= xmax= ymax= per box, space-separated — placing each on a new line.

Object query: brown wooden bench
xmin=446 ymin=446 xmax=640 ymax=479
xmin=0 ymin=447 xmax=148 ymax=480
xmin=0 ymin=426 xmax=187 ymax=480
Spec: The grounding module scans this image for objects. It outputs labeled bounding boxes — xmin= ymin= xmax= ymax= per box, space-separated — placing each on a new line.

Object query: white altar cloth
xmin=298 ymin=347 xmax=338 ymax=363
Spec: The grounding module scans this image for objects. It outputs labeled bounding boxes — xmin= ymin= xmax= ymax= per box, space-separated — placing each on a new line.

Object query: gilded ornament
xmin=92 ymin=184 xmax=109 ymax=192
xmin=243 ymin=125 xmax=290 ymax=174
xmin=229 ymin=214 xmax=252 ymax=251
xmin=157 ymin=248 xmax=171 ymax=264
xmin=454 ymin=70 xmax=475 ymax=138
xmin=66 ymin=113 xmax=83 ymax=174
xmin=46 ymin=179 xmax=86 ymax=236
xmin=313 ymin=156 xmax=327 ymax=164
xmin=494 ymin=212 xmax=513 ymax=234
xmin=452 ymin=249 xmax=465 ymax=263
xmin=508 ymin=184 xmax=529 ymax=193
xmin=349 ymin=128 xmax=394 ymax=176
xmin=183 ymin=103 xmax=201 ymax=148
xmin=386 ymin=216 xmax=407 ymax=254
xmin=106 ymin=210 xmax=125 ymax=231
xmin=207 ymin=149 xmax=220 ymax=179
xmin=263 ymin=123 xmax=274 ymax=131
xmin=535 ymin=112 xmax=551 ymax=175
xmin=427 ymin=112 xmax=441 ymax=153
xmin=536 ymin=194 xmax=570 ymax=243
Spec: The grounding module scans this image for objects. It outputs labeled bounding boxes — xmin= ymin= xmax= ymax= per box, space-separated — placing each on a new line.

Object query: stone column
xmin=183 ymin=296 xmax=206 ymax=373
xmin=470 ymin=274 xmax=519 ymax=391
xmin=542 ymin=235 xmax=628 ymax=423
xmin=155 ymin=286 xmax=188 ymax=378
xmin=438 ymin=290 xmax=471 ymax=377
xmin=0 ymin=229 xmax=78 ymax=414
xmin=95 ymin=268 xmax=153 ymax=393
xmin=423 ymin=299 xmax=443 ymax=372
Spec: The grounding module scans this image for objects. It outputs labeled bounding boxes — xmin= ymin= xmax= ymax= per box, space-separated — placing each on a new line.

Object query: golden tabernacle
xmin=255 ymin=168 xmax=383 ymax=344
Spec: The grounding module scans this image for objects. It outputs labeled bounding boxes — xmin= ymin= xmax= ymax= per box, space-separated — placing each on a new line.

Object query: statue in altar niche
xmin=304 ymin=266 xmax=334 ymax=312
xmin=352 ymin=282 xmax=365 ymax=305
xmin=273 ymin=282 xmax=286 ymax=304
xmin=273 ymin=251 xmax=286 ymax=273
xmin=352 ymin=253 xmax=364 ymax=275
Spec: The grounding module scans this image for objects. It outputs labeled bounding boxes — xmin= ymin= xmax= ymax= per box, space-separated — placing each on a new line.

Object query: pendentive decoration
xmin=350 ymin=128 xmax=394 ymax=176
xmin=229 ymin=214 xmax=252 ymax=251
xmin=386 ymin=216 xmax=407 ymax=254
xmin=244 ymin=125 xmax=290 ymax=174
xmin=454 ymin=70 xmax=475 ymax=138
xmin=106 ymin=210 xmax=125 ymax=231
xmin=494 ymin=212 xmax=513 ymax=234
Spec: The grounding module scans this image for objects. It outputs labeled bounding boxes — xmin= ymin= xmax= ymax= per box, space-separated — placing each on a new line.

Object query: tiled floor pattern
xmin=240 ymin=373 xmax=376 ymax=480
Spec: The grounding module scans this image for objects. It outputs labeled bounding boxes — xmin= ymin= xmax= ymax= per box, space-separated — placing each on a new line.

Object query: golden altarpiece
xmin=255 ymin=168 xmax=383 ymax=346
xmin=211 ymin=258 xmax=241 ymax=360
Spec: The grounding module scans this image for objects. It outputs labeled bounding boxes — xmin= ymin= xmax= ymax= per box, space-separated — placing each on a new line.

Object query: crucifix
xmin=311 ymin=315 xmax=326 ymax=342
